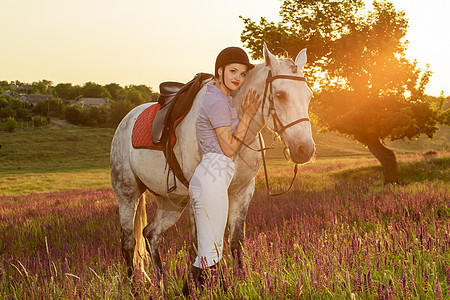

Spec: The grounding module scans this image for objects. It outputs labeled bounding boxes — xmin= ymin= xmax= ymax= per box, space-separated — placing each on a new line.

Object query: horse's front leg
xmin=227 ymin=178 xmax=255 ymax=269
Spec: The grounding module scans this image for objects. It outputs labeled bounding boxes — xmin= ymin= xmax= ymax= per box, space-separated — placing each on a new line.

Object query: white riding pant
xmin=189 ymin=152 xmax=235 ymax=268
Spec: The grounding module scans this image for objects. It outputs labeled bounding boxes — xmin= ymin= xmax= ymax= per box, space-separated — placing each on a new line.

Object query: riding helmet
xmin=215 ymin=47 xmax=254 ymax=77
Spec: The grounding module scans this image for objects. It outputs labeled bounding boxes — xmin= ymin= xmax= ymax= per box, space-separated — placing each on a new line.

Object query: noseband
xmin=262 ymin=70 xmax=310 ymax=135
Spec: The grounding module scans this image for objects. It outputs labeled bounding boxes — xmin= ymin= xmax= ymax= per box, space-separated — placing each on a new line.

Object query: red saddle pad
xmin=132 ymin=104 xmax=164 ymax=149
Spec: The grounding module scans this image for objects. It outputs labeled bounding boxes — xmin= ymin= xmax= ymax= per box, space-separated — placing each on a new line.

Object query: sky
xmin=1 ymin=0 xmax=449 ymax=97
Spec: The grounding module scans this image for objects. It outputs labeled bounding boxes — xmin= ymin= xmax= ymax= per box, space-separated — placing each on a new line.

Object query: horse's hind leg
xmin=143 ymin=196 xmax=187 ymax=281
xmin=111 ymin=168 xmax=146 ymax=277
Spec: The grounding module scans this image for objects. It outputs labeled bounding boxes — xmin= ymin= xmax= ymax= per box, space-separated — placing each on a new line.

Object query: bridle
xmin=235 ymin=70 xmax=311 ymax=196
xmin=262 ymin=70 xmax=310 ymax=135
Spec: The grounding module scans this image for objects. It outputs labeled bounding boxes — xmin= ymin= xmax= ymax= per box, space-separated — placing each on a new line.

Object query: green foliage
xmin=0 ymin=95 xmax=31 ymax=121
xmin=31 ymin=79 xmax=53 ymax=94
xmin=125 ymin=88 xmax=145 ymax=105
xmin=127 ymin=84 xmax=158 ymax=102
xmin=315 ymin=89 xmax=444 ymax=143
xmin=53 ymin=83 xmax=81 ymax=100
xmin=0 ymin=80 xmax=9 ymax=91
xmin=4 ymin=117 xmax=17 ymax=132
xmin=1 ymin=79 xmax=159 ymax=129
xmin=241 ymin=0 xmax=449 ymax=182
xmin=85 ymin=105 xmax=109 ymax=127
xmin=32 ymin=98 xmax=65 ymax=118
xmin=240 ymin=0 xmax=449 ymax=145
xmin=64 ymin=105 xmax=110 ymax=127
xmin=64 ymin=105 xmax=86 ymax=125
xmin=105 ymin=83 xmax=125 ymax=100
xmin=32 ymin=115 xmax=48 ymax=127
xmin=80 ymin=82 xmax=111 ymax=98
xmin=110 ymin=100 xmax=134 ymax=126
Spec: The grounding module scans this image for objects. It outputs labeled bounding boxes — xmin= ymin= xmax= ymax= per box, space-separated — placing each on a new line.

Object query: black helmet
xmin=215 ymin=47 xmax=254 ymax=77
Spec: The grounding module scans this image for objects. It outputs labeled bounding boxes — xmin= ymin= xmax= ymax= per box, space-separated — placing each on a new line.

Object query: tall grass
xmin=1 ymin=155 xmax=448 ymax=299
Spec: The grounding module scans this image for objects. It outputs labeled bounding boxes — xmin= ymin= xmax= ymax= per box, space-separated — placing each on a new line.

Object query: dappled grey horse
xmin=110 ymin=44 xmax=315 ymax=279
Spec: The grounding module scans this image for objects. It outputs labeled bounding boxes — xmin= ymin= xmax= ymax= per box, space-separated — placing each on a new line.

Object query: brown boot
xmin=208 ymin=263 xmax=228 ymax=292
xmin=182 ymin=265 xmax=204 ymax=297
xmin=181 ymin=263 xmax=227 ymax=297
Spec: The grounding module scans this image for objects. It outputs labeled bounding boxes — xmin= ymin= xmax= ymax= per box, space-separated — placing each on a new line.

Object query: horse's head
xmin=256 ymin=44 xmax=315 ymax=164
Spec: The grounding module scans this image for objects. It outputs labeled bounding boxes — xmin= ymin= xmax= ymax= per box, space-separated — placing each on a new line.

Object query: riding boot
xmin=182 ymin=265 xmax=204 ymax=297
xmin=181 ymin=263 xmax=228 ymax=297
xmin=207 ymin=263 xmax=228 ymax=292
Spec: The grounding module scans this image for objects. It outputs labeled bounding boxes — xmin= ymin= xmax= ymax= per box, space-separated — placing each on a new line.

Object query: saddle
xmin=151 ymin=82 xmax=184 ymax=144
xmin=151 ymin=73 xmax=213 ymax=192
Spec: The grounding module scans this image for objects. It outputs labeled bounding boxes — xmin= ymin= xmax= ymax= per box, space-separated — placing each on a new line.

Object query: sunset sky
xmin=1 ymin=0 xmax=449 ymax=96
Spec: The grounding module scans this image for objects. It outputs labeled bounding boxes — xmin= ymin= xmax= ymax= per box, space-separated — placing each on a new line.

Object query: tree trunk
xmin=366 ymin=137 xmax=399 ymax=184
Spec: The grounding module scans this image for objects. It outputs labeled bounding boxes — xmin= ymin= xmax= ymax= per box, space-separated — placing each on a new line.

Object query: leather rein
xmin=236 ymin=70 xmax=310 ymax=196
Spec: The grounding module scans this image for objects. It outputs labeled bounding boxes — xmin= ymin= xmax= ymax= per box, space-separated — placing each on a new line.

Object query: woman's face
xmin=219 ymin=63 xmax=248 ymax=91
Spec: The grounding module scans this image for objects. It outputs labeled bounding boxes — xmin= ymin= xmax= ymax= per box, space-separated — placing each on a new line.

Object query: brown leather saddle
xmin=150 ymin=73 xmax=213 ymax=192
xmin=151 ymin=81 xmax=184 ymax=145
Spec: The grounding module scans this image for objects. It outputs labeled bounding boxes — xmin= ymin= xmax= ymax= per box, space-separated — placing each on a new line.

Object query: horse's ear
xmin=263 ymin=43 xmax=277 ymax=68
xmin=295 ymin=48 xmax=307 ymax=70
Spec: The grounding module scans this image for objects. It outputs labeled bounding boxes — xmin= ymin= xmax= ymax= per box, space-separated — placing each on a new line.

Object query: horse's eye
xmin=275 ymin=91 xmax=287 ymax=100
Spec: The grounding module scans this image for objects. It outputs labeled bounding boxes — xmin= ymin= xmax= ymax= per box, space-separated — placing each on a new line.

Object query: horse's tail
xmin=133 ymin=192 xmax=148 ymax=269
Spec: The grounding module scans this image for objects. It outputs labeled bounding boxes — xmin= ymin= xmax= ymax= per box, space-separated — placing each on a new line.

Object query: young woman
xmin=183 ymin=47 xmax=261 ymax=294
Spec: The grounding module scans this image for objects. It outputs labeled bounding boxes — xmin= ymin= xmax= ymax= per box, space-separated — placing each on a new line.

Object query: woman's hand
xmin=216 ymin=88 xmax=261 ymax=157
xmin=241 ymin=88 xmax=261 ymax=117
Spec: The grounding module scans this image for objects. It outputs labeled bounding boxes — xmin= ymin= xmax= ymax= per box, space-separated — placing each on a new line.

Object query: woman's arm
xmin=215 ymin=89 xmax=260 ymax=157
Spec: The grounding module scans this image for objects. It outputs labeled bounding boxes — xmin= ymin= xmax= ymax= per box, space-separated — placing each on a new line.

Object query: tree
xmin=87 ymin=105 xmax=109 ymax=127
xmin=125 ymin=88 xmax=145 ymax=106
xmin=33 ymin=99 xmax=65 ymax=118
xmin=105 ymin=83 xmax=126 ymax=101
xmin=110 ymin=100 xmax=134 ymax=127
xmin=64 ymin=105 xmax=86 ymax=125
xmin=127 ymin=84 xmax=157 ymax=102
xmin=54 ymin=83 xmax=81 ymax=100
xmin=0 ymin=95 xmax=31 ymax=121
xmin=80 ymin=82 xmax=111 ymax=99
xmin=32 ymin=80 xmax=53 ymax=94
xmin=0 ymin=81 xmax=10 ymax=91
xmin=241 ymin=0 xmax=449 ymax=183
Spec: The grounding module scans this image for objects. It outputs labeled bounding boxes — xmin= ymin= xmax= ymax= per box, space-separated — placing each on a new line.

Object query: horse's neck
xmin=232 ymin=64 xmax=267 ymax=143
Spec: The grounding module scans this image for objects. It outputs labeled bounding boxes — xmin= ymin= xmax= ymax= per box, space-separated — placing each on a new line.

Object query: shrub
xmin=4 ymin=117 xmax=17 ymax=132
xmin=86 ymin=105 xmax=109 ymax=127
xmin=64 ymin=105 xmax=86 ymax=125
xmin=32 ymin=115 xmax=47 ymax=127
xmin=32 ymin=99 xmax=65 ymax=118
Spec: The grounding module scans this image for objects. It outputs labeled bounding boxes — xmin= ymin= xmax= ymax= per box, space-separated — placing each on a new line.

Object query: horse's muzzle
xmin=289 ymin=141 xmax=315 ymax=164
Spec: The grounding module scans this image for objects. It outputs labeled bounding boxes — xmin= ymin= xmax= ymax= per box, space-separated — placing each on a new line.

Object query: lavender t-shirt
xmin=197 ymin=82 xmax=239 ymax=155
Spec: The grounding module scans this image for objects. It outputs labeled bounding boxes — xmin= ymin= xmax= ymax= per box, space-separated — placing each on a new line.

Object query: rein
xmin=236 ymin=70 xmax=309 ymax=196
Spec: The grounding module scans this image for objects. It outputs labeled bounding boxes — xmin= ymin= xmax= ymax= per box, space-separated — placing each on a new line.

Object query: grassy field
xmin=0 ymin=155 xmax=448 ymax=299
xmin=0 ymin=123 xmax=448 ymax=195
xmin=0 ymin=125 xmax=114 ymax=195
xmin=0 ymin=123 xmax=449 ymax=299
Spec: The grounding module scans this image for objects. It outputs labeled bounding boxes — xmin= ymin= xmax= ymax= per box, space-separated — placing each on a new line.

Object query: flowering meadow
xmin=0 ymin=157 xmax=449 ymax=299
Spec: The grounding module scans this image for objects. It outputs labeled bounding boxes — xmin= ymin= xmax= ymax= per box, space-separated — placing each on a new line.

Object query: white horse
xmin=110 ymin=44 xmax=315 ymax=279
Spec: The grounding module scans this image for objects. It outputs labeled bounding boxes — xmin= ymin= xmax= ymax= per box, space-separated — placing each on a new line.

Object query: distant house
xmin=1 ymin=91 xmax=52 ymax=106
xmin=20 ymin=94 xmax=52 ymax=107
xmin=1 ymin=90 xmax=25 ymax=98
xmin=72 ymin=97 xmax=110 ymax=108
